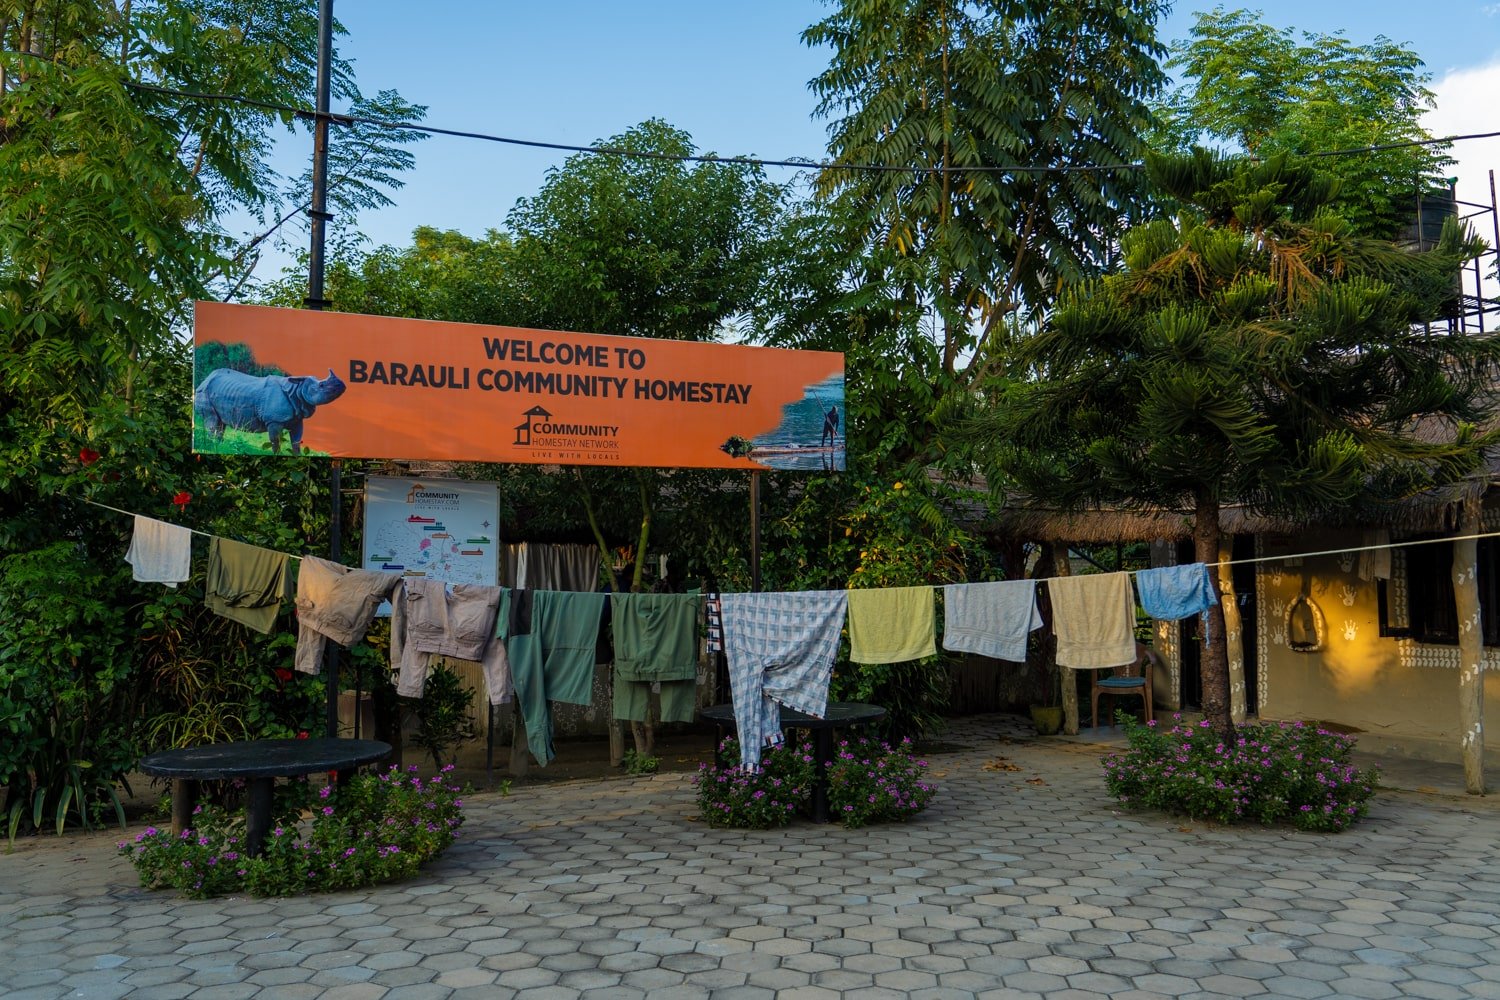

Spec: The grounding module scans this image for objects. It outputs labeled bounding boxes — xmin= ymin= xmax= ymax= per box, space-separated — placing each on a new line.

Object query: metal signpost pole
xmin=306 ymin=0 xmax=340 ymax=739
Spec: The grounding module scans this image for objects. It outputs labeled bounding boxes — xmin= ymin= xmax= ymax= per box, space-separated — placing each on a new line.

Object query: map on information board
xmin=363 ymin=476 xmax=499 ymax=614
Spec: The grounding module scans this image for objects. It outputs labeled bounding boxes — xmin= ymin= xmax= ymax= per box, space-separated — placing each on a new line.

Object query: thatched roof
xmin=989 ymin=408 xmax=1500 ymax=544
xmin=992 ymin=476 xmax=1494 ymax=545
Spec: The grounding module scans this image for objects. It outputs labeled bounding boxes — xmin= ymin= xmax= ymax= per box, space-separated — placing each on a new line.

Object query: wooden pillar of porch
xmin=1455 ymin=496 xmax=1486 ymax=794
xmin=1219 ymin=538 xmax=1248 ymax=724
xmin=1052 ymin=545 xmax=1080 ymax=735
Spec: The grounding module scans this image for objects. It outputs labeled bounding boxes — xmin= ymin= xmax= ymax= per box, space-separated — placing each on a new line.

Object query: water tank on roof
xmin=1403 ymin=187 xmax=1458 ymax=250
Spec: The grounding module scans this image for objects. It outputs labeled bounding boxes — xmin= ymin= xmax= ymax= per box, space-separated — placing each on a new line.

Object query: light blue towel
xmin=1135 ymin=564 xmax=1218 ymax=621
xmin=942 ymin=580 xmax=1042 ymax=662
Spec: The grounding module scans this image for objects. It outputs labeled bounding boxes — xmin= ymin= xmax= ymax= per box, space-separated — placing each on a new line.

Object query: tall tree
xmin=975 ymin=150 xmax=1499 ymax=733
xmin=1158 ymin=7 xmax=1452 ymax=239
xmin=0 ymin=0 xmax=419 ymax=833
xmin=121 ymin=0 xmax=426 ymax=294
xmin=1 ymin=1 xmax=216 ymax=525
xmin=500 ymin=119 xmax=784 ymax=346
xmin=497 ymin=120 xmax=787 ymax=590
xmin=804 ymin=0 xmax=1168 ymax=377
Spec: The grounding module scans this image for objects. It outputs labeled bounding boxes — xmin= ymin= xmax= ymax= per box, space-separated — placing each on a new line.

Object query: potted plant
xmin=1029 ymin=642 xmax=1064 ymax=735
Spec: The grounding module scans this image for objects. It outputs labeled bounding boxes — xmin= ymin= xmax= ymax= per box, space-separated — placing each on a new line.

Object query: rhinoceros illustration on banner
xmin=194 ymin=368 xmax=347 ymax=455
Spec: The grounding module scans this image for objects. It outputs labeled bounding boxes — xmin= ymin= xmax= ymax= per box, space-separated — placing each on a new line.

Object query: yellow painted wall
xmin=1256 ymin=530 xmax=1500 ymax=761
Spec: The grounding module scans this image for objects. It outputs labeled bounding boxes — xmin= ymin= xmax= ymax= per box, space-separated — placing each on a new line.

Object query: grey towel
xmin=942 ymin=580 xmax=1043 ymax=662
xmin=125 ymin=516 xmax=192 ymax=587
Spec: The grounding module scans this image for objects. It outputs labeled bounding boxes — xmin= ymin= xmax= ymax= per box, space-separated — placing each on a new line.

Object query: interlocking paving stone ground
xmin=3 ymin=713 xmax=1500 ymax=999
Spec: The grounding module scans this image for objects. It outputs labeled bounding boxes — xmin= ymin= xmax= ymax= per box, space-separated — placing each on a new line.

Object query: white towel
xmin=942 ymin=580 xmax=1043 ymax=662
xmin=1358 ymin=529 xmax=1392 ymax=582
xmin=1047 ymin=572 xmax=1137 ymax=668
xmin=124 ymin=516 xmax=192 ymax=587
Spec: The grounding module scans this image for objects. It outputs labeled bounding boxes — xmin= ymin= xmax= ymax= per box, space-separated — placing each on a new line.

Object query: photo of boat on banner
xmin=719 ymin=372 xmax=845 ymax=471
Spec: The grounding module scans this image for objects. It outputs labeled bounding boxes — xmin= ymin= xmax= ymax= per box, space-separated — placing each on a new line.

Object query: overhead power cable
xmin=123 ymin=80 xmax=1500 ymax=178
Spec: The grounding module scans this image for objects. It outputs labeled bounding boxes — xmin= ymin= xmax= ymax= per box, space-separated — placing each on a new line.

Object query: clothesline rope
xmin=80 ymin=496 xmax=1500 ymax=585
xmin=81 ymin=497 xmax=305 ymax=560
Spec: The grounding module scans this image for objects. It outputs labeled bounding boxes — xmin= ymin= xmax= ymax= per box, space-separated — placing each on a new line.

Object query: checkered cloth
xmin=720 ymin=590 xmax=848 ymax=770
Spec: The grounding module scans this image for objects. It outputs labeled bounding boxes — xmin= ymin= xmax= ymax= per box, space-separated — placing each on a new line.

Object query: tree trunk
xmin=1455 ymin=495 xmax=1485 ymax=794
xmin=574 ymin=469 xmax=620 ymax=592
xmin=1194 ymin=487 xmax=1233 ymax=735
xmin=1049 ymin=544 xmax=1080 ymax=735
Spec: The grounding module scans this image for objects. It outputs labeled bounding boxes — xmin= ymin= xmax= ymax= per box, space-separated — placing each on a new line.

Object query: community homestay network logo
xmin=403 ymin=482 xmax=462 ymax=509
xmin=512 ymin=405 xmax=622 ymax=462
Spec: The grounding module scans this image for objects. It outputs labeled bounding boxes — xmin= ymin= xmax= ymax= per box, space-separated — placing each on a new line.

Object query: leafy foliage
xmin=1102 ymin=714 xmax=1378 ymax=832
xmin=501 ymin=119 xmax=785 ymax=342
xmin=975 ymin=151 xmax=1500 ymax=732
xmin=0 ymin=545 xmax=138 ymax=841
xmin=1158 ymin=8 xmax=1452 ymax=238
xmin=805 ymin=0 xmax=1168 ymax=371
xmin=0 ymin=1 xmax=420 ymax=841
xmin=622 ymin=749 xmax=660 ymax=776
xmin=119 ymin=0 xmax=428 ymax=291
xmin=118 ymin=765 xmax=466 ymax=897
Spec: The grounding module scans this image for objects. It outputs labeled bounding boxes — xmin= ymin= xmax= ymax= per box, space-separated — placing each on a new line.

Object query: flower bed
xmin=1102 ymin=714 xmax=1378 ymax=832
xmin=695 ymin=738 xmax=815 ymax=829
xmin=118 ymin=765 xmax=465 ymax=898
xmin=695 ymin=735 xmax=936 ymax=830
xmin=826 ymin=736 xmax=936 ymax=828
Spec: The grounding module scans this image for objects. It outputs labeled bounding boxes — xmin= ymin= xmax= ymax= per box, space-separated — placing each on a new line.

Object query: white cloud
xmin=1429 ymin=59 xmax=1500 ymax=323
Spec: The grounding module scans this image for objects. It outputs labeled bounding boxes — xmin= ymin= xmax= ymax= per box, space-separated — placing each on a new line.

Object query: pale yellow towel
xmin=848 ymin=586 xmax=936 ymax=664
xmin=1047 ymin=572 xmax=1137 ymax=668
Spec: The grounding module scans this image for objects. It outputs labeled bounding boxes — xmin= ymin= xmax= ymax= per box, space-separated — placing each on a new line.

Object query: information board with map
xmin=362 ymin=476 xmax=499 ymax=614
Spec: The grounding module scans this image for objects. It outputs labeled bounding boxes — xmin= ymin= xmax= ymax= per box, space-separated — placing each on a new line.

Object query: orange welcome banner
xmin=192 ymin=302 xmax=846 ymax=471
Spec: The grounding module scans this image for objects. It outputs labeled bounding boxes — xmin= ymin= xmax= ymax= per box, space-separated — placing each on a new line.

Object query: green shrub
xmin=409 ymin=661 xmax=479 ymax=769
xmin=695 ymin=738 xmax=815 ymax=829
xmin=1102 ymin=714 xmax=1378 ymax=832
xmin=826 ymin=735 xmax=936 ymax=829
xmin=622 ymin=749 xmax=660 ymax=775
xmin=118 ymin=764 xmax=465 ymax=898
xmin=1 ymin=544 xmax=137 ymax=841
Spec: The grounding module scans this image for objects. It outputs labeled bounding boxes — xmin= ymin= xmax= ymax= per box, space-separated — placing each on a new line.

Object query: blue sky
xmin=256 ymin=1 xmax=1500 ymax=275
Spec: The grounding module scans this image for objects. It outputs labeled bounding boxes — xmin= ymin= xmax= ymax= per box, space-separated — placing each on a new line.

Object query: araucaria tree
xmin=979 ymin=151 xmax=1500 ymax=733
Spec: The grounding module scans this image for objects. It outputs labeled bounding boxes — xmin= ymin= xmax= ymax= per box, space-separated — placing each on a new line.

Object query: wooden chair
xmin=1091 ymin=643 xmax=1159 ymax=728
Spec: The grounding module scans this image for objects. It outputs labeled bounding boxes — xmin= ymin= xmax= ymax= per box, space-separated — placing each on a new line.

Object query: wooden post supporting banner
xmin=1455 ymin=496 xmax=1486 ymax=794
xmin=749 ymin=471 xmax=761 ymax=593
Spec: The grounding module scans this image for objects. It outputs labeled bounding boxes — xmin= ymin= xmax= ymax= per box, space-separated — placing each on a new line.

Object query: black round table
xmin=699 ymin=702 xmax=886 ymax=823
xmin=140 ymin=738 xmax=391 ymax=856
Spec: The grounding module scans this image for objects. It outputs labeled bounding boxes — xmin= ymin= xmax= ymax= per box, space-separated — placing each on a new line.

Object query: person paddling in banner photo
xmin=821 ymin=405 xmax=840 ymax=449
